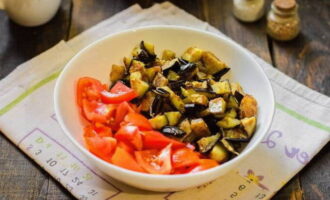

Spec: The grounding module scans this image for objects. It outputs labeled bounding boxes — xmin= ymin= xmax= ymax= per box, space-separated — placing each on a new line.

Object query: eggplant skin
xmin=161 ymin=126 xmax=186 ymax=137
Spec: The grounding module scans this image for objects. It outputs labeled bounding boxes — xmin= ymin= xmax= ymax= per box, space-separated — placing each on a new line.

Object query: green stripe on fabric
xmin=276 ymin=103 xmax=330 ymax=132
xmin=0 ymin=70 xmax=61 ymax=116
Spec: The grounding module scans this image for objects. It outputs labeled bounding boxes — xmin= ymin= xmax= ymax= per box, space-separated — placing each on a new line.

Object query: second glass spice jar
xmin=266 ymin=0 xmax=301 ymax=41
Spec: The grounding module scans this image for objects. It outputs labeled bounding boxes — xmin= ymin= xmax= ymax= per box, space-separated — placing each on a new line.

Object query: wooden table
xmin=0 ymin=0 xmax=329 ymax=199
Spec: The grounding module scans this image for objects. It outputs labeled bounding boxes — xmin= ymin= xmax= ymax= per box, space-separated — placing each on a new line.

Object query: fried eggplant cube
xmin=191 ymin=118 xmax=211 ymax=137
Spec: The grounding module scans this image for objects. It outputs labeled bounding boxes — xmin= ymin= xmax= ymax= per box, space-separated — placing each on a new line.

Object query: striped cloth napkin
xmin=0 ymin=2 xmax=329 ymax=200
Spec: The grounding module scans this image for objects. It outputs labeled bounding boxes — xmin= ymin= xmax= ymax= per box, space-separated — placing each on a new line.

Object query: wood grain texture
xmin=271 ymin=0 xmax=330 ymax=96
xmin=270 ymin=0 xmax=330 ymax=199
xmin=0 ymin=0 xmax=73 ymax=199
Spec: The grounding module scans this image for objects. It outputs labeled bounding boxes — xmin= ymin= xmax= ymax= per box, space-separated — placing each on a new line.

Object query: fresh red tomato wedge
xmin=142 ymin=131 xmax=185 ymax=149
xmin=189 ymin=159 xmax=219 ymax=173
xmin=117 ymin=141 xmax=135 ymax=155
xmin=90 ymin=123 xmax=112 ymax=137
xmin=101 ymin=82 xmax=137 ymax=104
xmin=114 ymin=124 xmax=143 ymax=150
xmin=135 ymin=144 xmax=172 ymax=174
xmin=82 ymin=99 xmax=116 ymax=123
xmin=111 ymin=147 xmax=145 ymax=173
xmin=172 ymin=148 xmax=201 ymax=169
xmin=125 ymin=112 xmax=152 ymax=131
xmin=85 ymin=136 xmax=117 ymax=162
xmin=114 ymin=102 xmax=134 ymax=129
xmin=77 ymin=77 xmax=105 ymax=106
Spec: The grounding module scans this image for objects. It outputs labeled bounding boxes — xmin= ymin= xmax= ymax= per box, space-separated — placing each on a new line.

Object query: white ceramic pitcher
xmin=0 ymin=0 xmax=61 ymax=27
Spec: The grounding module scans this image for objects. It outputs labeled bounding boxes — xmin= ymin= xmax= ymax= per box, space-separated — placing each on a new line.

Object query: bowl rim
xmin=54 ymin=25 xmax=275 ymax=180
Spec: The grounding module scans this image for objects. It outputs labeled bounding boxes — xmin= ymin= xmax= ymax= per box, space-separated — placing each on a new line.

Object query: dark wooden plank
xmin=270 ymin=0 xmax=330 ymax=199
xmin=0 ymin=0 xmax=73 ymax=199
xmin=271 ymin=0 xmax=330 ymax=96
xmin=69 ymin=0 xmax=153 ymax=38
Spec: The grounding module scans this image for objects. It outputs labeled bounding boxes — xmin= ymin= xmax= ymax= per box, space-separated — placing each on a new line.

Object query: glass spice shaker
xmin=266 ymin=0 xmax=301 ymax=41
xmin=233 ymin=0 xmax=265 ymax=23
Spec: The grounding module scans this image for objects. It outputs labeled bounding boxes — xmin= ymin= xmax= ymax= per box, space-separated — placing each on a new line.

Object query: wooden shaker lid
xmin=274 ymin=0 xmax=296 ymax=10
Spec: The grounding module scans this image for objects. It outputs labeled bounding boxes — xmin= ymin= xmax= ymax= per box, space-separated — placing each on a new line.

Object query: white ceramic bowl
xmin=54 ymin=26 xmax=275 ymax=192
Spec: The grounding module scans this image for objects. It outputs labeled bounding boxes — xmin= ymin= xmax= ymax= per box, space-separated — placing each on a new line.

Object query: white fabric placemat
xmin=0 ymin=2 xmax=329 ymax=200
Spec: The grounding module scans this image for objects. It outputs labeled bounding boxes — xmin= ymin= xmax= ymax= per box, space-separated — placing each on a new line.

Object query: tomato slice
xmin=85 ymin=136 xmax=117 ymax=162
xmin=101 ymin=82 xmax=137 ymax=104
xmin=117 ymin=141 xmax=135 ymax=155
xmin=142 ymin=131 xmax=185 ymax=149
xmin=135 ymin=144 xmax=172 ymax=174
xmin=114 ymin=102 xmax=134 ymax=127
xmin=125 ymin=112 xmax=152 ymax=131
xmin=94 ymin=123 xmax=113 ymax=137
xmin=115 ymin=125 xmax=143 ymax=150
xmin=172 ymin=148 xmax=200 ymax=169
xmin=82 ymin=99 xmax=115 ymax=123
xmin=77 ymin=77 xmax=105 ymax=106
xmin=189 ymin=159 xmax=219 ymax=173
xmin=111 ymin=147 xmax=145 ymax=173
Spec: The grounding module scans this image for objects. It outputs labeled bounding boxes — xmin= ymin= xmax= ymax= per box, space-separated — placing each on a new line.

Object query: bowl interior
xmin=55 ymin=26 xmax=274 ymax=175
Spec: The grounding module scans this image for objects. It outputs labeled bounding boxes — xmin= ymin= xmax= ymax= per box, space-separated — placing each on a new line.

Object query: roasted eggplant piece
xmin=202 ymin=51 xmax=229 ymax=75
xmin=189 ymin=94 xmax=209 ymax=106
xmin=225 ymin=108 xmax=237 ymax=118
xmin=178 ymin=62 xmax=197 ymax=79
xmin=211 ymin=80 xmax=231 ymax=95
xmin=149 ymin=114 xmax=168 ymax=129
xmin=210 ymin=144 xmax=229 ymax=163
xmin=132 ymin=41 xmax=156 ymax=64
xmin=140 ymin=91 xmax=155 ymax=112
xmin=150 ymin=95 xmax=164 ymax=117
xmin=185 ymin=81 xmax=208 ymax=89
xmin=213 ymin=68 xmax=230 ymax=81
xmin=141 ymin=41 xmax=155 ymax=55
xmin=159 ymin=86 xmax=185 ymax=113
xmin=208 ymin=97 xmax=226 ymax=115
xmin=161 ymin=126 xmax=186 ymax=138
xmin=217 ymin=117 xmax=241 ymax=129
xmin=129 ymin=60 xmax=146 ymax=74
xmin=202 ymin=115 xmax=220 ymax=133
xmin=181 ymin=47 xmax=203 ymax=63
xmin=123 ymin=57 xmax=132 ymax=69
xmin=241 ymin=116 xmax=257 ymax=137
xmin=234 ymin=91 xmax=244 ymax=103
xmin=221 ymin=138 xmax=239 ymax=156
xmin=145 ymin=66 xmax=161 ymax=82
xmin=179 ymin=118 xmax=192 ymax=135
xmin=167 ymin=70 xmax=180 ymax=81
xmin=191 ymin=118 xmax=211 ymax=137
xmin=184 ymin=103 xmax=207 ymax=115
xmin=168 ymin=80 xmax=185 ymax=91
xmin=240 ymin=95 xmax=258 ymax=118
xmin=110 ymin=65 xmax=126 ymax=84
xmin=162 ymin=49 xmax=176 ymax=61
xmin=227 ymin=95 xmax=239 ymax=109
xmin=162 ymin=58 xmax=180 ymax=74
xmin=197 ymin=133 xmax=220 ymax=153
xmin=230 ymin=82 xmax=244 ymax=95
xmin=153 ymin=72 xmax=169 ymax=87
xmin=223 ymin=128 xmax=249 ymax=142
xmin=130 ymin=72 xmax=149 ymax=97
xmin=165 ymin=111 xmax=182 ymax=126
xmin=153 ymin=87 xmax=170 ymax=97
